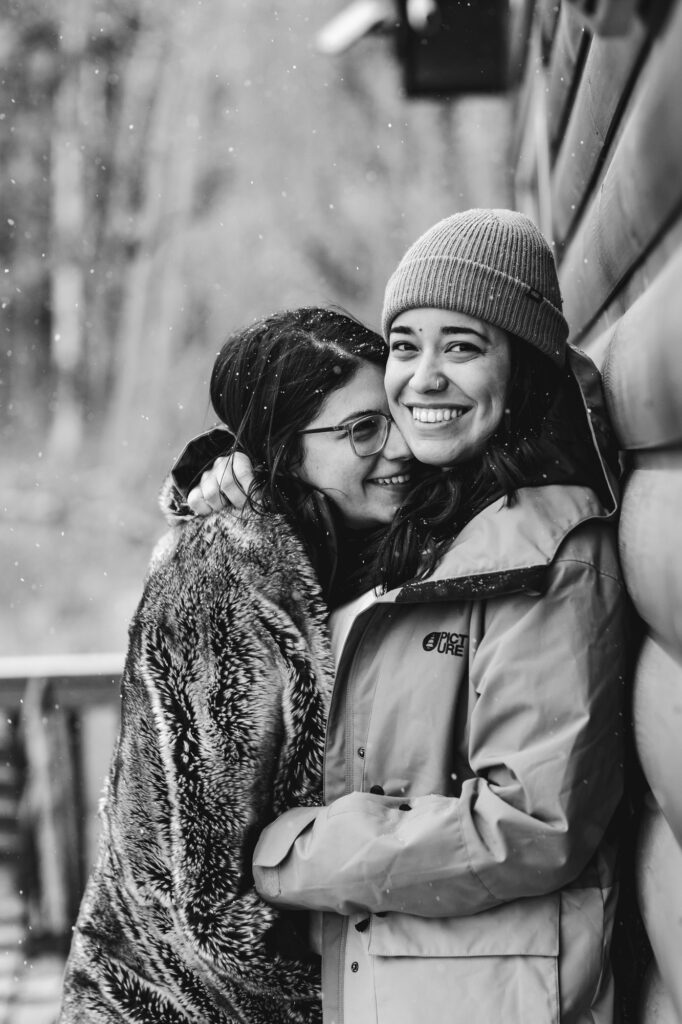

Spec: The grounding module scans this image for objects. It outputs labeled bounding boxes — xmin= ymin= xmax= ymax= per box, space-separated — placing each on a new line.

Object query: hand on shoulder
xmin=187 ymin=452 xmax=256 ymax=515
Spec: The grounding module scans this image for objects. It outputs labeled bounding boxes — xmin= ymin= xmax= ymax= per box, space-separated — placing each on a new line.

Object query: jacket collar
xmin=393 ymin=483 xmax=607 ymax=604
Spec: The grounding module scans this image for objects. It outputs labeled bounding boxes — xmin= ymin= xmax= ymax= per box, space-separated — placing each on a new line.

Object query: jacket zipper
xmin=337 ymin=915 xmax=349 ymax=1024
xmin=322 ymin=607 xmax=378 ymax=1024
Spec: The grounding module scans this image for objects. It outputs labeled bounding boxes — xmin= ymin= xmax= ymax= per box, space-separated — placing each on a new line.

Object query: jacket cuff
xmin=253 ymin=807 xmax=322 ymax=901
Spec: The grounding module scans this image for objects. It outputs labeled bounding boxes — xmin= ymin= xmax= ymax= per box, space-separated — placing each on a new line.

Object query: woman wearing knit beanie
xmin=186 ymin=210 xmax=628 ymax=1024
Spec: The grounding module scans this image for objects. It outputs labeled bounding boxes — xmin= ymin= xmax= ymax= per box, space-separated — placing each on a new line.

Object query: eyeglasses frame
xmin=298 ymin=411 xmax=393 ymax=457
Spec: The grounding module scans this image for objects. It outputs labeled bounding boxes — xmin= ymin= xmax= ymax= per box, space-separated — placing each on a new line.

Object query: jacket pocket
xmin=368 ymin=891 xmax=559 ymax=957
xmin=366 ymin=893 xmax=560 ymax=1024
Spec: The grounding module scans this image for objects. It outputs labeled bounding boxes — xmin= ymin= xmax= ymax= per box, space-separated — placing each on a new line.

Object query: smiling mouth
xmin=409 ymin=406 xmax=468 ymax=423
xmin=369 ymin=473 xmax=412 ymax=487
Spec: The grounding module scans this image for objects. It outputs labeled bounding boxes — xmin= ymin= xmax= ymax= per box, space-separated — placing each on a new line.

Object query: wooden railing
xmin=0 ymin=654 xmax=123 ymax=946
xmin=0 ymin=653 xmax=124 ymax=706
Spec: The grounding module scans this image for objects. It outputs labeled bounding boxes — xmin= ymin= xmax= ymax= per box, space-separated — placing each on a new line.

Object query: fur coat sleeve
xmin=58 ymin=485 xmax=334 ymax=1024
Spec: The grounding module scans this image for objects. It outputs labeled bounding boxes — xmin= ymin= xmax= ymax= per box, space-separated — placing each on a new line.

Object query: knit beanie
xmin=381 ymin=208 xmax=568 ymax=365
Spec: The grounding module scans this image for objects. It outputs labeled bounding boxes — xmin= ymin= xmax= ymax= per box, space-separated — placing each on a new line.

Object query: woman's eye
xmin=352 ymin=418 xmax=377 ymax=439
xmin=389 ymin=339 xmax=416 ymax=353
xmin=447 ymin=341 xmax=481 ymax=355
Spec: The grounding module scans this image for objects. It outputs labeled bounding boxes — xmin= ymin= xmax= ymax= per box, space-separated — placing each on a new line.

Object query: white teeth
xmin=372 ymin=474 xmax=411 ymax=487
xmin=411 ymin=407 xmax=465 ymax=423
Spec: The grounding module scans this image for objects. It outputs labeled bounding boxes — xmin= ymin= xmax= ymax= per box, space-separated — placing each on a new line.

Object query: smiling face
xmin=385 ymin=308 xmax=512 ymax=466
xmin=296 ymin=362 xmax=415 ymax=528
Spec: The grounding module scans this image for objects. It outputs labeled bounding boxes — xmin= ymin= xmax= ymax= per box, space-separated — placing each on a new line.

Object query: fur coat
xmin=58 ymin=487 xmax=334 ymax=1023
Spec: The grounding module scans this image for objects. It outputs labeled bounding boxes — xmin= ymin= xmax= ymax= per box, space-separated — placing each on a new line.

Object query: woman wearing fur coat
xmin=57 ymin=308 xmax=414 ymax=1023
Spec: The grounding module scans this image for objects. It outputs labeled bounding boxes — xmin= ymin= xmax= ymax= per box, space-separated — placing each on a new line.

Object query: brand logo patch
xmin=422 ymin=631 xmax=467 ymax=656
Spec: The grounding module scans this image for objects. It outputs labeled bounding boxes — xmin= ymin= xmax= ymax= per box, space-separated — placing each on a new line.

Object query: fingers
xmin=186 ymin=486 xmax=217 ymax=515
xmin=199 ymin=457 xmax=232 ymax=511
xmin=185 ymin=453 xmax=255 ymax=516
xmin=221 ymin=452 xmax=254 ymax=508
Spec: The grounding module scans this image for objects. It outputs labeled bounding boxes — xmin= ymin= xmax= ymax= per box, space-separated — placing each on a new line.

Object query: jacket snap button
xmin=351 ymin=961 xmax=359 ymax=973
xmin=369 ymin=785 xmax=384 ymax=795
xmin=357 ymin=747 xmax=365 ymax=758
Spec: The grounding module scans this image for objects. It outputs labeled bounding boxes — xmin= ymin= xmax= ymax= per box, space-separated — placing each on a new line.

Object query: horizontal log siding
xmin=513 ymin=3 xmax=682 ymax=1019
xmin=545 ymin=5 xmax=590 ymax=156
xmin=558 ymin=1 xmax=682 ymax=342
xmin=550 ymin=19 xmax=649 ymax=245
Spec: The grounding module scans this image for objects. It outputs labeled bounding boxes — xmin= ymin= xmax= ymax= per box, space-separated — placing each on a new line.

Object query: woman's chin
xmin=404 ymin=427 xmax=492 ymax=467
xmin=408 ymin=439 xmax=465 ymax=467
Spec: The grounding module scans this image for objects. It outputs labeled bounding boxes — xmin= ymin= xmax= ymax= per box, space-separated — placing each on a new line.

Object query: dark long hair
xmin=209 ymin=307 xmax=386 ymax=523
xmin=376 ymin=337 xmax=576 ymax=590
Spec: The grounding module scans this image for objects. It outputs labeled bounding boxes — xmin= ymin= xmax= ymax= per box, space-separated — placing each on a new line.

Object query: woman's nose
xmin=383 ymin=419 xmax=413 ymax=461
xmin=409 ymin=355 xmax=446 ymax=393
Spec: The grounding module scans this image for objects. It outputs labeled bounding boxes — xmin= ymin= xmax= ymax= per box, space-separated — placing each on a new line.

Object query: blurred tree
xmin=93 ymin=0 xmax=513 ymax=486
xmin=49 ymin=0 xmax=89 ymax=460
xmin=0 ymin=0 xmax=143 ymax=453
xmin=0 ymin=2 xmax=56 ymax=441
xmin=1 ymin=0 xmax=513 ymax=654
xmin=2 ymin=0 xmax=512 ymax=479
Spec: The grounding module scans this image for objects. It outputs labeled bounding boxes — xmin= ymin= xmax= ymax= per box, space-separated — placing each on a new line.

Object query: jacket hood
xmin=159 ymin=473 xmax=196 ymax=525
xmin=565 ymin=345 xmax=619 ymax=517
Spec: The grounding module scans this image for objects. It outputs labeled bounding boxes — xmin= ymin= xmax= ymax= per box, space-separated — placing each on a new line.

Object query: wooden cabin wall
xmin=513 ymin=1 xmax=682 ymax=1021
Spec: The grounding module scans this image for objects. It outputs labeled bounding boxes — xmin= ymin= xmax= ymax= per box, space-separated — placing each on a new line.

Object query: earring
xmin=503 ymin=407 xmax=512 ymax=432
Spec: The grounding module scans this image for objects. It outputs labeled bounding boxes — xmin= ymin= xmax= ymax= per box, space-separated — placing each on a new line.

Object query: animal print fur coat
xmin=57 ymin=483 xmax=334 ymax=1023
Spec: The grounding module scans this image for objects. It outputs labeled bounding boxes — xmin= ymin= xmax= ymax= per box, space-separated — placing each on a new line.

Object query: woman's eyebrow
xmin=338 ymin=407 xmax=385 ymax=423
xmin=311 ymin=408 xmax=385 ymax=429
xmin=441 ymin=326 xmax=489 ymax=342
xmin=389 ymin=324 xmax=489 ymax=342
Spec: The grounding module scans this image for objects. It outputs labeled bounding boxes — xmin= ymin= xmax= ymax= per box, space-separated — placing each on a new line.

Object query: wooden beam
xmin=545 ymin=4 xmax=591 ymax=158
xmin=538 ymin=0 xmax=562 ymax=61
xmin=568 ymin=211 xmax=682 ymax=357
xmin=636 ymin=802 xmax=682 ymax=1020
xmin=513 ymin=24 xmax=554 ymax=239
xmin=633 ymin=636 xmax=682 ymax=848
xmin=618 ymin=453 xmax=682 ymax=660
xmin=639 ymin=966 xmax=681 ymax=1024
xmin=558 ymin=0 xmax=682 ymax=341
xmin=0 ymin=652 xmax=124 ymax=681
xmin=598 ymin=246 xmax=682 ymax=451
xmin=563 ymin=0 xmax=638 ymax=37
xmin=0 ymin=653 xmax=123 ymax=709
xmin=510 ymin=13 xmax=543 ymax=172
xmin=551 ymin=16 xmax=649 ymax=245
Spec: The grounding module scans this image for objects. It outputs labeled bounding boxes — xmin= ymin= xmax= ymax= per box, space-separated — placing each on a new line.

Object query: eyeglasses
xmin=299 ymin=412 xmax=392 ymax=457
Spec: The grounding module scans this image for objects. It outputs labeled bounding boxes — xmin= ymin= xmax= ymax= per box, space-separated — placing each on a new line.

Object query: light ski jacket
xmin=58 ymin=499 xmax=335 ymax=1024
xmin=253 ymin=351 xmax=628 ymax=1024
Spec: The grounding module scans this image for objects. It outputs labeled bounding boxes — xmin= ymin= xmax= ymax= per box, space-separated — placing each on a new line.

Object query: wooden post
xmin=47 ymin=0 xmax=89 ymax=462
xmin=19 ymin=677 xmax=82 ymax=941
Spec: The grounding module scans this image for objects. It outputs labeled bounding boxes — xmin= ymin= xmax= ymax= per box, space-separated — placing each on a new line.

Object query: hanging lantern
xmin=397 ymin=0 xmax=511 ymax=97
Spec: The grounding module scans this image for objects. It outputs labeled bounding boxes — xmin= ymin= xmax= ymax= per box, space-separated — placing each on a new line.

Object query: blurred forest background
xmin=1 ymin=0 xmax=513 ymax=656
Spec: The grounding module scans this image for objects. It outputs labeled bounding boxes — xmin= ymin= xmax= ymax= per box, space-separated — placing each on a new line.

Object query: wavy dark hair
xmin=375 ymin=337 xmax=582 ymax=591
xmin=209 ymin=304 xmax=386 ymax=524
